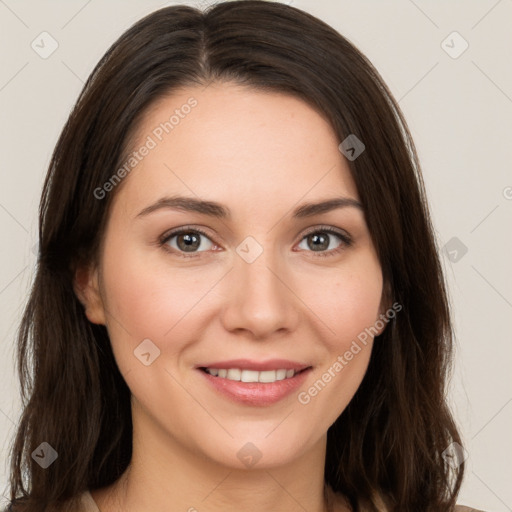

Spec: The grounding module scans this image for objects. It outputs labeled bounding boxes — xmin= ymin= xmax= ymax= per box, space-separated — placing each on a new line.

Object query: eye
xmin=160 ymin=227 xmax=216 ymax=258
xmin=159 ymin=225 xmax=352 ymax=259
xmin=296 ymin=226 xmax=352 ymax=257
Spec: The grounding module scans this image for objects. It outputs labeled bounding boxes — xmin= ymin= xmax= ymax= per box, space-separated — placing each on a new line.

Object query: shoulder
xmin=454 ymin=506 xmax=487 ymax=512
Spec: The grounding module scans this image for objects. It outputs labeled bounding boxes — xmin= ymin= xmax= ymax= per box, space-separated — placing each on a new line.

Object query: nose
xmin=220 ymin=244 xmax=300 ymax=340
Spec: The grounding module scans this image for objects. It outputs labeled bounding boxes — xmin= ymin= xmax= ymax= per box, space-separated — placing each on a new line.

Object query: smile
xmin=202 ymin=367 xmax=301 ymax=383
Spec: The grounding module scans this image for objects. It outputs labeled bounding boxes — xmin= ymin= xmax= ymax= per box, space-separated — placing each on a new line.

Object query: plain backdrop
xmin=0 ymin=1 xmax=511 ymax=510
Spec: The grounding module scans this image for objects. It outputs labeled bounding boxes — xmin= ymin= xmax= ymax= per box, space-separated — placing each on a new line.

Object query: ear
xmin=73 ymin=263 xmax=106 ymax=325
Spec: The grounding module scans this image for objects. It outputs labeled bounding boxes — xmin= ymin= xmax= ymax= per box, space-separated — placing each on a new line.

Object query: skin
xmin=75 ymin=82 xmax=389 ymax=512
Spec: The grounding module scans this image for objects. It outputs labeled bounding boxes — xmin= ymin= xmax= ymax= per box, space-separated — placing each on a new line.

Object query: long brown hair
xmin=6 ymin=2 xmax=464 ymax=510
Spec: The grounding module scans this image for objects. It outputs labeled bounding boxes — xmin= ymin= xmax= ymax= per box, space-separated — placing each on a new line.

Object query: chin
xmin=196 ymin=430 xmax=316 ymax=471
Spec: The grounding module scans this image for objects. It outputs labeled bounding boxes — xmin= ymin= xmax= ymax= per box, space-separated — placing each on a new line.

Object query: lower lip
xmin=198 ymin=368 xmax=312 ymax=406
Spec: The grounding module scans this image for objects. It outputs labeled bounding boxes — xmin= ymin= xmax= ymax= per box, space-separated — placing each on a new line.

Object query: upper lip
xmin=197 ymin=359 xmax=312 ymax=372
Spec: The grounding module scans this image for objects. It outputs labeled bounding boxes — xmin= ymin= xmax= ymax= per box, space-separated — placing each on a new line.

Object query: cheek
xmin=295 ymin=260 xmax=382 ymax=425
xmin=335 ymin=276 xmax=382 ymax=338
xmin=99 ymin=241 xmax=173 ymax=359
xmin=299 ymin=257 xmax=383 ymax=348
xmin=100 ymin=241 xmax=222 ymax=358
xmin=103 ymin=254 xmax=167 ymax=335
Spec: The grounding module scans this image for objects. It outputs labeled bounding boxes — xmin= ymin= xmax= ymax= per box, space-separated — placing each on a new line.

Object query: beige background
xmin=0 ymin=0 xmax=511 ymax=510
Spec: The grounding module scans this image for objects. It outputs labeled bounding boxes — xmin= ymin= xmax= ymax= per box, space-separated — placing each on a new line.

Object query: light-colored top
xmin=80 ymin=490 xmax=101 ymax=511
xmin=78 ymin=489 xmax=485 ymax=512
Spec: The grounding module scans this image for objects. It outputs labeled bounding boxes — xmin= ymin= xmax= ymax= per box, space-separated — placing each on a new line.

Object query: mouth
xmin=196 ymin=360 xmax=313 ymax=406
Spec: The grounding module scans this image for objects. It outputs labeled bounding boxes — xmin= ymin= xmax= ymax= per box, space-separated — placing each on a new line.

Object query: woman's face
xmin=78 ymin=82 xmax=387 ymax=469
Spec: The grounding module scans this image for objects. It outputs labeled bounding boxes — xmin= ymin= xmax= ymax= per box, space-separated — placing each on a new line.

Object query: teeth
xmin=241 ymin=370 xmax=259 ymax=383
xmin=276 ymin=369 xmax=287 ymax=380
xmin=258 ymin=370 xmax=277 ymax=383
xmin=227 ymin=368 xmax=241 ymax=380
xmin=205 ymin=367 xmax=299 ymax=383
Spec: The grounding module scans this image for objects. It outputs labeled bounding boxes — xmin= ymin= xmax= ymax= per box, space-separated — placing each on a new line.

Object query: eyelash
xmin=158 ymin=225 xmax=352 ymax=259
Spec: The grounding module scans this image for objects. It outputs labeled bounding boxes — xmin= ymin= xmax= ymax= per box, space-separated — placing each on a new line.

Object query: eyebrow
xmin=135 ymin=195 xmax=363 ymax=220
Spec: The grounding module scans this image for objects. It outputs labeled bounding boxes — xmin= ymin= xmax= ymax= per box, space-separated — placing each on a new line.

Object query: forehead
xmin=114 ymin=82 xmax=359 ymax=215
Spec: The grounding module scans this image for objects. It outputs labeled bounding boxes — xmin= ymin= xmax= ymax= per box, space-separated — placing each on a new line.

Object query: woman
xmin=4 ymin=1 xmax=485 ymax=511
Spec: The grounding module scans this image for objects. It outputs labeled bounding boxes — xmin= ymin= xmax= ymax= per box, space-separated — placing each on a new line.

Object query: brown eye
xmin=297 ymin=227 xmax=352 ymax=257
xmin=161 ymin=228 xmax=214 ymax=255
xmin=304 ymin=232 xmax=331 ymax=251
